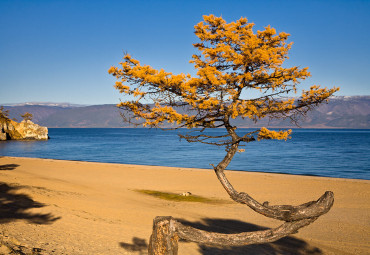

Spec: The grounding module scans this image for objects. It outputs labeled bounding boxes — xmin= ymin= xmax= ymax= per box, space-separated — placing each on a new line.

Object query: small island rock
xmin=0 ymin=118 xmax=48 ymax=141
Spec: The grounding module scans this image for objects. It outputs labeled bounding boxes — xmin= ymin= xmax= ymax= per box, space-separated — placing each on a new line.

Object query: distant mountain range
xmin=4 ymin=102 xmax=88 ymax=108
xmin=2 ymin=96 xmax=370 ymax=128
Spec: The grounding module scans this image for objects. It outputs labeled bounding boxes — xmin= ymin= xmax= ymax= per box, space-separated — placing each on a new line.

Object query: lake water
xmin=0 ymin=128 xmax=369 ymax=180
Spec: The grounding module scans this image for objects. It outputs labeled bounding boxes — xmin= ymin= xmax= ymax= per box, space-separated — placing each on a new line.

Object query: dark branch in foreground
xmin=148 ymin=216 xmax=320 ymax=255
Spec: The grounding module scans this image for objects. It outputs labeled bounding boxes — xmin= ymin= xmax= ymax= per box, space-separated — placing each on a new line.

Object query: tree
xmin=0 ymin=106 xmax=10 ymax=120
xmin=0 ymin=107 xmax=17 ymax=122
xmin=109 ymin=15 xmax=338 ymax=254
xmin=21 ymin=112 xmax=33 ymax=122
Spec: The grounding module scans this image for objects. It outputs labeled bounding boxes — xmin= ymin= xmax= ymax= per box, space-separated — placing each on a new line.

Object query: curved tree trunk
xmin=148 ymin=124 xmax=334 ymax=254
xmin=176 ymin=217 xmax=317 ymax=246
xmin=214 ymin=167 xmax=334 ymax=221
xmin=148 ymin=215 xmax=319 ymax=254
xmin=212 ymin=140 xmax=334 ymax=222
xmin=147 ymin=146 xmax=334 ymax=254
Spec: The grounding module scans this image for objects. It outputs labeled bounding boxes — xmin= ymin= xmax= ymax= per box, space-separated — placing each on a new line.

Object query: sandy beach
xmin=0 ymin=156 xmax=369 ymax=254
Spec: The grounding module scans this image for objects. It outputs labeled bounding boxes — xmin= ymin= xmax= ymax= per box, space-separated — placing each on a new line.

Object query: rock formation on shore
xmin=0 ymin=118 xmax=48 ymax=141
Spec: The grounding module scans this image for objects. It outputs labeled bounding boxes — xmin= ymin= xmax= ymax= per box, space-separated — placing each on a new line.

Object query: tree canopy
xmin=109 ymin=14 xmax=338 ymax=147
xmin=0 ymin=106 xmax=10 ymax=120
xmin=21 ymin=112 xmax=33 ymax=121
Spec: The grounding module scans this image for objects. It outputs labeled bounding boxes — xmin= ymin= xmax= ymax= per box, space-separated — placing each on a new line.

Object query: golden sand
xmin=0 ymin=156 xmax=369 ymax=254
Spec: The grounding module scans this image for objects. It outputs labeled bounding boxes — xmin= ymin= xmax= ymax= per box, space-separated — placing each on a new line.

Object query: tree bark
xmin=148 ymin=216 xmax=179 ymax=255
xmin=212 ymin=124 xmax=334 ymax=222
xmin=147 ymin=216 xmax=318 ymax=252
xmin=214 ymin=168 xmax=334 ymax=221
xmin=175 ymin=217 xmax=317 ymax=246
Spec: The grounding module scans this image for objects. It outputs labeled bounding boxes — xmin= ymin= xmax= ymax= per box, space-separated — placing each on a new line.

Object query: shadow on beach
xmin=120 ymin=218 xmax=322 ymax=255
xmin=0 ymin=164 xmax=20 ymax=171
xmin=0 ymin=182 xmax=61 ymax=224
xmin=0 ymin=164 xmax=60 ymax=224
xmin=119 ymin=237 xmax=148 ymax=255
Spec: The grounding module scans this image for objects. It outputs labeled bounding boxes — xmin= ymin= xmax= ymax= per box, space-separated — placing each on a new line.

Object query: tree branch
xmin=176 ymin=217 xmax=317 ymax=246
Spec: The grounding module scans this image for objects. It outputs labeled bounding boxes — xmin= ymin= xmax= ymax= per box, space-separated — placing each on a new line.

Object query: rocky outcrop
xmin=0 ymin=118 xmax=48 ymax=141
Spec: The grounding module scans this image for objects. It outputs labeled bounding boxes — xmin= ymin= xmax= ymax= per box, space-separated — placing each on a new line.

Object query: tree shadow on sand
xmin=119 ymin=218 xmax=322 ymax=255
xmin=0 ymin=164 xmax=20 ymax=170
xmin=0 ymin=182 xmax=60 ymax=224
xmin=119 ymin=237 xmax=148 ymax=255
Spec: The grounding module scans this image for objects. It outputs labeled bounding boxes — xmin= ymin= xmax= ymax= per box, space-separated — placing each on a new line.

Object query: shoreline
xmin=2 ymin=156 xmax=369 ymax=182
xmin=43 ymin=127 xmax=370 ymax=130
xmin=0 ymin=156 xmax=369 ymax=254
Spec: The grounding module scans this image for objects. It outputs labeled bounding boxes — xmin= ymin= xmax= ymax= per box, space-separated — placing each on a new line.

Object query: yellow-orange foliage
xmin=109 ymin=15 xmax=338 ymax=142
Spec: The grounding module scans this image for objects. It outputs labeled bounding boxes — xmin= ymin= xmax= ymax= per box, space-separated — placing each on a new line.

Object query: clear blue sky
xmin=1 ymin=0 xmax=369 ymax=105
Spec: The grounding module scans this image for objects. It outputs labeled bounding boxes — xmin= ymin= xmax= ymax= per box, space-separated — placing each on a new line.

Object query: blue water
xmin=0 ymin=128 xmax=369 ymax=180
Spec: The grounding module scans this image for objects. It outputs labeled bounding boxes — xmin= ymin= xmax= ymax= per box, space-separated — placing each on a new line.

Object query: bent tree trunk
xmin=148 ymin=129 xmax=334 ymax=254
xmin=148 ymin=193 xmax=333 ymax=255
xmin=148 ymin=216 xmax=319 ymax=255
xmin=148 ymin=160 xmax=334 ymax=254
xmin=148 ymin=172 xmax=334 ymax=255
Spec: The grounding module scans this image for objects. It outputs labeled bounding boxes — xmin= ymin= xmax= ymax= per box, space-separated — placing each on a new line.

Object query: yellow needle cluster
xmin=109 ymin=15 xmax=338 ymax=141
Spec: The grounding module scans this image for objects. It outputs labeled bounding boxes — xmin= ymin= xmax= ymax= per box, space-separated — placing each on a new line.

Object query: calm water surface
xmin=0 ymin=128 xmax=369 ymax=180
